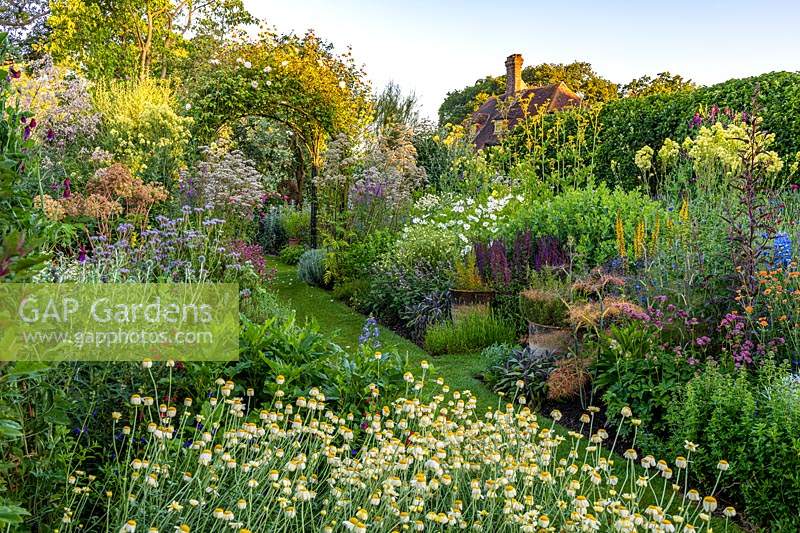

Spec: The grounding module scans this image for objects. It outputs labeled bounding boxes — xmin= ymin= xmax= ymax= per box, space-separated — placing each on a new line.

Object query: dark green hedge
xmin=594 ymin=71 xmax=800 ymax=188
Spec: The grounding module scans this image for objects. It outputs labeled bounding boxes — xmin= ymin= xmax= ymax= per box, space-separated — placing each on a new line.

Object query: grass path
xmin=266 ymin=257 xmax=743 ymax=531
xmin=266 ymin=258 xmax=499 ymax=407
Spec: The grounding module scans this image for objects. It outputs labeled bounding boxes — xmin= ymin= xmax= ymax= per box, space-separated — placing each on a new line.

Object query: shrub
xmin=361 ymin=226 xmax=455 ymax=332
xmin=93 ymin=78 xmax=191 ymax=190
xmin=595 ymin=71 xmax=800 ymax=188
xmin=424 ymin=312 xmax=516 ymax=355
xmin=278 ymin=243 xmax=306 ymax=265
xmin=281 ymin=208 xmax=310 ymax=240
xmin=331 ymin=279 xmax=369 ymax=306
xmin=327 ymin=229 xmax=396 ymax=285
xmin=507 ymin=183 xmax=667 ymax=268
xmin=297 ymin=248 xmax=328 ymax=288
xmin=453 ymin=251 xmax=486 ymax=290
xmin=484 ymin=345 xmax=559 ymax=407
xmin=663 ymin=361 xmax=800 ymax=528
xmin=591 ymin=324 xmax=695 ymax=437
xmin=519 ymin=288 xmax=568 ymax=327
xmin=257 ymin=206 xmax=288 ymax=254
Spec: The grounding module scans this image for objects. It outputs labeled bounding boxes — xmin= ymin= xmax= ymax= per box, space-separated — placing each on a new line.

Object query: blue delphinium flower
xmin=773 ymin=232 xmax=792 ymax=267
xmin=358 ymin=316 xmax=381 ymax=348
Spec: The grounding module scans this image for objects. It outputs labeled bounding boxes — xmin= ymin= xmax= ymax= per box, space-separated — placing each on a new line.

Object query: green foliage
xmin=280 ymin=208 xmax=311 ymax=240
xmin=188 ymin=30 xmax=371 ymax=151
xmin=94 ymin=79 xmax=192 ymax=190
xmin=591 ymin=325 xmax=695 ymax=437
xmin=278 ymin=243 xmax=306 ymax=265
xmin=484 ymin=346 xmax=559 ymax=407
xmin=507 ymin=183 xmax=666 ymax=268
xmin=621 ymin=72 xmax=696 ymax=98
xmin=362 ymin=226 xmax=456 ymax=331
xmin=331 ymin=279 xmax=370 ymax=307
xmin=238 ymin=314 xmax=404 ymax=414
xmin=522 ymin=62 xmax=618 ymax=103
xmin=297 ymin=248 xmax=328 ymax=288
xmin=453 ymin=252 xmax=486 ymax=291
xmin=46 ymin=0 xmax=254 ymax=80
xmin=238 ymin=315 xmax=340 ymax=401
xmin=231 ymin=118 xmax=296 ymax=192
xmin=257 ymin=206 xmax=288 ymax=254
xmin=374 ymin=81 xmax=420 ymax=132
xmin=499 ymin=105 xmax=602 ymax=193
xmin=0 ymin=34 xmax=47 ymax=279
xmin=664 ymin=362 xmax=800 ymax=528
xmin=596 ymin=71 xmax=800 ymax=188
xmin=330 ymin=229 xmax=396 ymax=284
xmin=438 ymin=76 xmax=503 ymax=126
xmin=392 ymin=225 xmax=460 ymax=272
xmin=424 ymin=312 xmax=517 ymax=356
xmin=518 ymin=288 xmax=568 ymax=327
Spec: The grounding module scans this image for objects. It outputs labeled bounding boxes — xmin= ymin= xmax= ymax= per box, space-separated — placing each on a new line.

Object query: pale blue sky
xmin=246 ymin=1 xmax=800 ymax=119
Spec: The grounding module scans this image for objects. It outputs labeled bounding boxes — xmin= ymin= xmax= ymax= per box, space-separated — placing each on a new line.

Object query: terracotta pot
xmin=449 ymin=288 xmax=494 ymax=307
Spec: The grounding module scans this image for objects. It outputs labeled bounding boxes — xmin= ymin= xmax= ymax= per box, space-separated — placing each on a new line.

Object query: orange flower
xmin=744 ymin=305 xmax=754 ymax=314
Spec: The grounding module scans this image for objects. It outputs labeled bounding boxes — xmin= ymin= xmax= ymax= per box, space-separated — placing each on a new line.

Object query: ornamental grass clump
xmin=519 ymin=289 xmax=569 ymax=327
xmin=56 ymin=361 xmax=734 ymax=532
xmin=297 ymin=248 xmax=329 ymax=288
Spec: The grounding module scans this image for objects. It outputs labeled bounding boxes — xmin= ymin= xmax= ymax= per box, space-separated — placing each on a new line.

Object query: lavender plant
xmin=39 ymin=206 xmax=258 ymax=285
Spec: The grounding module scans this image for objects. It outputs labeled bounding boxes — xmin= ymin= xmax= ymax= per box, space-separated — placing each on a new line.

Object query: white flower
xmin=251 ymin=81 xmax=259 ymax=89
xmin=702 ymin=496 xmax=717 ymax=512
xmin=264 ymin=66 xmax=272 ymax=73
xmin=339 ymin=81 xmax=346 ymax=89
xmin=243 ymin=61 xmax=252 ymax=68
xmin=184 ymin=103 xmax=191 ymax=111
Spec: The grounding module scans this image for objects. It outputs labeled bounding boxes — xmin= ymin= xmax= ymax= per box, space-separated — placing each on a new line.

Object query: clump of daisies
xmin=56 ymin=361 xmax=733 ymax=532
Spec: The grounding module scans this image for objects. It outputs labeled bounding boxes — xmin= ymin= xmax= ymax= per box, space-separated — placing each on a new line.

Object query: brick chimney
xmin=505 ymin=54 xmax=525 ymax=95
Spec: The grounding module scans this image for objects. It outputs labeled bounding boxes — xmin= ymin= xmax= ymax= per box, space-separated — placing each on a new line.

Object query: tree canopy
xmin=621 ymin=71 xmax=696 ymax=97
xmin=44 ymin=0 xmax=254 ymax=80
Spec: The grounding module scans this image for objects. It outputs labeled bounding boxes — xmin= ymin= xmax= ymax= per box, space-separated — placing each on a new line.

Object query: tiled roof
xmin=471 ymin=82 xmax=583 ymax=149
